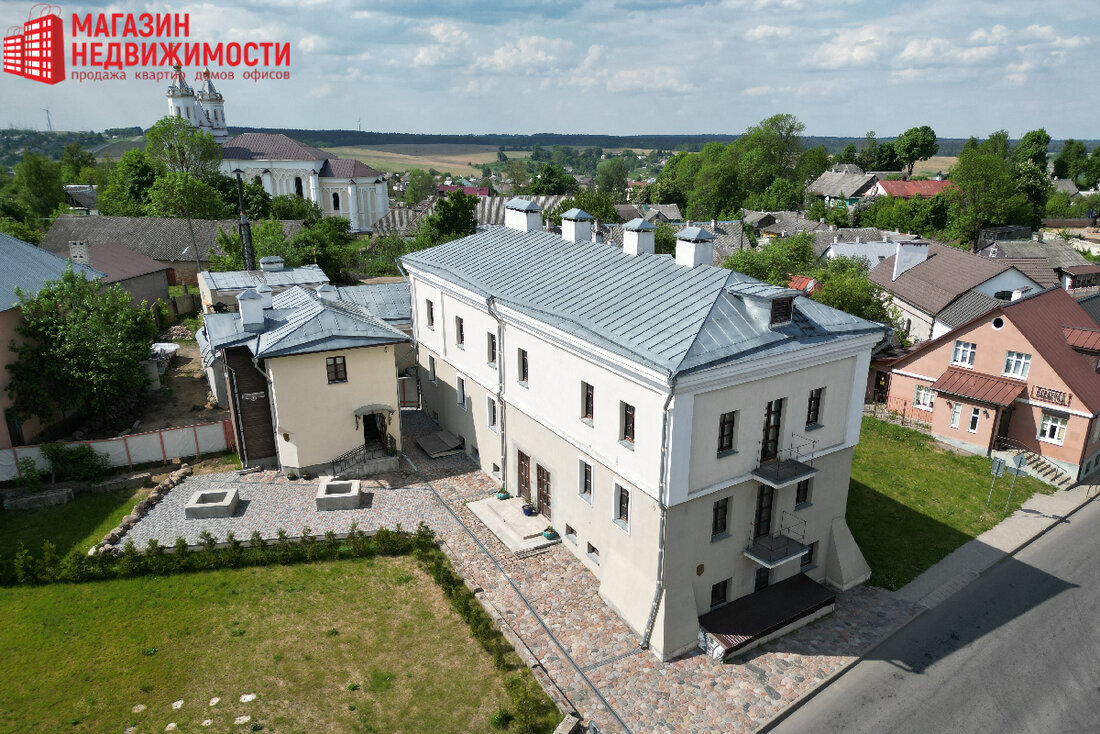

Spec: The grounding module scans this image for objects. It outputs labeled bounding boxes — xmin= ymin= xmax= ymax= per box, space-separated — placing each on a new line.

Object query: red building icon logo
xmin=4 ymin=5 xmax=65 ymax=85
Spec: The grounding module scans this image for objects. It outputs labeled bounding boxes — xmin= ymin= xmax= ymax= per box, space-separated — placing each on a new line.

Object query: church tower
xmin=195 ymin=67 xmax=229 ymax=142
xmin=166 ymin=65 xmax=201 ymax=127
xmin=165 ymin=65 xmax=229 ymax=143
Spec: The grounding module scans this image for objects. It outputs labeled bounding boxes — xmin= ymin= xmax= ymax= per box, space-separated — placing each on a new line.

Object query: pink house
xmin=873 ymin=288 xmax=1100 ymax=484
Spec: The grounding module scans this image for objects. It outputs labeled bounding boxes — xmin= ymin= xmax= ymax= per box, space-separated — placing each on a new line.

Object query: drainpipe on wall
xmin=487 ymin=296 xmax=508 ymax=489
xmin=641 ymin=381 xmax=676 ymax=650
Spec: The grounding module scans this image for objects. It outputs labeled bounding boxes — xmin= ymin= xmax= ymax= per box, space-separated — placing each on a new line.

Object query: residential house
xmin=41 ymin=216 xmax=305 ymax=286
xmin=810 ymin=228 xmax=917 ymax=257
xmin=742 ymin=210 xmax=823 ymax=240
xmin=975 ymin=236 xmax=1090 ymax=290
xmin=0 ymin=233 xmax=104 ymax=448
xmin=869 ymin=241 xmax=1042 ymax=342
xmin=198 ymin=256 xmax=329 ymax=312
xmin=62 ymin=241 xmax=170 ymax=307
xmin=402 ymin=197 xmax=884 ymax=661
xmin=873 ymin=288 xmax=1100 ymax=484
xmin=198 ymin=285 xmax=410 ymax=474
xmin=371 ymin=194 xmax=569 ymax=239
xmin=64 ymin=185 xmax=98 ymax=215
xmin=614 ymin=203 xmax=682 ymax=223
xmin=868 ymin=179 xmax=955 ymax=199
xmin=1052 ymin=179 xmax=1080 ymax=198
xmin=807 ymin=167 xmax=877 ymax=206
xmin=439 ymin=185 xmax=491 ymax=197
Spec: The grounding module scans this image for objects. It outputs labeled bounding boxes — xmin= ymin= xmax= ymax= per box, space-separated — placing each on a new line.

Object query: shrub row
xmin=2 ymin=522 xmax=436 ymax=586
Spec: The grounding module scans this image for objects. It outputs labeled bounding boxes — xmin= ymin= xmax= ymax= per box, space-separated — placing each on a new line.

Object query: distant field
xmin=912 ymin=155 xmax=956 ymax=177
xmin=92 ymin=137 xmax=145 ymax=160
xmin=327 ymin=144 xmax=531 ymax=175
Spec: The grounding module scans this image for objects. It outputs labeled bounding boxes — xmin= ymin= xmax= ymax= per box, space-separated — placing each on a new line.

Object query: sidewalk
xmin=895 ymin=480 xmax=1100 ymax=609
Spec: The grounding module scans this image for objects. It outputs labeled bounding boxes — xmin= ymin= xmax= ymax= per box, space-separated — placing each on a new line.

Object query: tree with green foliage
xmin=1053 ymin=139 xmax=1089 ymax=181
xmin=724 ymin=231 xmax=816 ymax=284
xmin=653 ymin=221 xmax=677 ymax=255
xmin=545 ymin=190 xmax=621 ymax=227
xmin=1083 ymin=147 xmax=1100 ymax=190
xmin=210 ymin=219 xmax=302 ymax=271
xmin=270 ymin=194 xmax=321 ymax=224
xmin=1013 ymin=128 xmax=1051 ymax=170
xmin=806 ymin=199 xmax=851 ymax=228
xmin=288 ymin=216 xmax=358 ymax=279
xmin=796 ymin=145 xmax=831 ymax=184
xmin=0 ymin=217 xmax=44 ymax=244
xmin=411 ymin=190 xmax=478 ymax=251
xmin=811 ymin=256 xmax=898 ymax=326
xmin=59 ymin=143 xmax=98 ymax=184
xmin=595 ymin=158 xmax=630 ymax=202
xmin=206 ymin=173 xmax=271 ymax=221
xmin=14 ymin=152 xmax=63 ymax=218
xmin=946 ymin=147 xmax=1030 ymax=244
xmin=405 ymin=169 xmax=435 ymax=206
xmin=523 ymin=163 xmax=578 ymax=195
xmin=98 ymin=149 xmax=158 ymax=217
xmin=505 ymin=159 xmax=530 ymax=190
xmin=144 ymin=115 xmax=221 ymax=179
xmin=743 ymin=178 xmax=802 ymax=212
xmin=980 ymin=130 xmax=1011 ymax=160
xmin=7 ymin=265 xmax=157 ymax=424
xmin=894 ymin=126 xmax=939 ymax=176
xmin=145 ymin=172 xmax=229 ymax=219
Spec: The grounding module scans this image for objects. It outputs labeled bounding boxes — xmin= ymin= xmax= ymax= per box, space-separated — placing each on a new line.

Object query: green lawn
xmin=848 ymin=416 xmax=1054 ymax=590
xmin=0 ymin=486 xmax=148 ymax=559
xmin=0 ymin=557 xmax=557 ymax=733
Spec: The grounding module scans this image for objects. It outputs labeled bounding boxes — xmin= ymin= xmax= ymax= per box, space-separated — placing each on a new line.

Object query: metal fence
xmin=0 ymin=420 xmax=236 ymax=482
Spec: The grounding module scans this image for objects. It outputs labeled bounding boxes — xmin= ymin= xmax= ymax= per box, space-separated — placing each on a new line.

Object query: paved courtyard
xmin=120 ymin=410 xmax=917 ymax=732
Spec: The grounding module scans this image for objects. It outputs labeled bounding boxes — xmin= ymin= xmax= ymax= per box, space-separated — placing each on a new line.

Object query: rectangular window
xmin=717 ymin=411 xmax=737 ymax=455
xmin=806 ymin=387 xmax=824 ymax=427
xmin=801 ymin=541 xmax=817 ymax=569
xmin=578 ymin=460 xmax=593 ymax=501
xmin=1038 ymin=413 xmax=1068 ymax=445
xmin=565 ymin=524 xmax=577 ymax=543
xmin=950 ymin=402 xmax=962 ymax=428
xmin=770 ymin=297 xmax=793 ymax=325
xmin=326 ymin=356 xmax=347 ymax=383
xmin=487 ymin=332 xmax=497 ymax=366
xmin=455 ymin=316 xmax=465 ymax=347
xmin=795 ymin=478 xmax=812 ymax=507
xmin=487 ymin=397 xmax=497 ymax=431
xmin=914 ymin=384 xmax=935 ymax=411
xmin=456 ymin=376 xmax=466 ymax=409
xmin=1003 ymin=351 xmax=1032 ymax=379
xmin=581 ymin=382 xmax=594 ymax=421
xmin=710 ymin=579 xmax=729 ymax=609
xmin=761 ymin=399 xmax=783 ymax=461
xmin=428 ymin=355 xmax=436 ymax=383
xmin=952 ymin=340 xmax=977 ymax=367
xmin=518 ymin=348 xmax=529 ymax=385
xmin=754 ymin=484 xmax=774 ymax=539
xmin=615 ymin=484 xmax=630 ymax=531
xmin=621 ymin=402 xmax=636 ymax=445
xmin=711 ymin=497 xmax=728 ymax=537
xmin=968 ymin=407 xmax=980 ymax=433
xmin=587 ymin=543 xmax=600 ymax=564
xmin=425 ymin=299 xmax=434 ymax=328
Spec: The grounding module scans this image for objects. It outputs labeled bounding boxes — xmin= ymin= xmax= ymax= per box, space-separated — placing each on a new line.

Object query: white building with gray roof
xmin=402 ymin=198 xmax=884 ymax=662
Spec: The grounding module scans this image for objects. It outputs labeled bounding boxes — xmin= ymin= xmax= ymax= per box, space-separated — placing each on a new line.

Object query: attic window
xmin=770 ymin=298 xmax=794 ymax=325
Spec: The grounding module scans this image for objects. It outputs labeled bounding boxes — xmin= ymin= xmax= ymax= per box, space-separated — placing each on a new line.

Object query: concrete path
xmin=895 ymin=481 xmax=1100 ymax=609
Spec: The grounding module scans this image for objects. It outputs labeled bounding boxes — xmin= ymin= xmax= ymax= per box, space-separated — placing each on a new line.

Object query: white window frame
xmin=456 ymin=375 xmax=467 ymax=409
xmin=428 ymin=355 xmax=436 ymax=383
xmin=486 ymin=396 xmax=497 ymax=432
xmin=914 ymin=384 xmax=935 ymax=411
xmin=613 ymin=483 xmax=630 ymax=534
xmin=1003 ymin=351 xmax=1032 ymax=379
xmin=950 ymin=402 xmax=962 ymax=428
xmin=1038 ymin=413 xmax=1068 ymax=445
xmin=968 ymin=407 xmax=981 ymax=434
xmin=951 ymin=340 xmax=977 ymax=368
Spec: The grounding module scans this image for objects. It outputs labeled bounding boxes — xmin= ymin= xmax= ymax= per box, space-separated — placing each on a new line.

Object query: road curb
xmin=755 ymin=486 xmax=1100 ymax=733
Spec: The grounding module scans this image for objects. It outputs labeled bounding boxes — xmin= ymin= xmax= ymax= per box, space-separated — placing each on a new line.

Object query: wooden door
xmin=517 ymin=451 xmax=531 ymax=501
xmin=537 ymin=464 xmax=551 ymax=519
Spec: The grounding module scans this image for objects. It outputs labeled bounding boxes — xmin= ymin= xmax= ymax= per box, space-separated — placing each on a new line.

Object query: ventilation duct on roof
xmin=561 ymin=208 xmax=593 ymax=243
xmin=675 ymin=227 xmax=716 ymax=268
xmin=623 ymin=218 xmax=656 ymax=256
xmin=237 ymin=289 xmax=264 ymax=331
xmin=259 ymin=256 xmax=284 ymax=272
xmin=892 ymin=241 xmax=929 ymax=281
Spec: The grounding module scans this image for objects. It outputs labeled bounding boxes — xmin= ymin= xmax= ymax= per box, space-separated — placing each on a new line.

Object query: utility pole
xmin=233 ymin=169 xmax=255 ymax=270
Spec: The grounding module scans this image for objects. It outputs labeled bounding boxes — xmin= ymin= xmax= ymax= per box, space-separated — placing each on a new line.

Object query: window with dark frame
xmin=796 ymin=478 xmax=811 ymax=506
xmin=622 ymin=402 xmax=636 ymax=444
xmin=718 ymin=411 xmax=736 ymax=453
xmin=582 ymin=382 xmax=594 ymax=420
xmin=426 ymin=299 xmax=434 ymax=328
xmin=761 ymin=399 xmax=783 ymax=462
xmin=580 ymin=461 xmax=592 ymax=498
xmin=770 ymin=297 xmax=793 ymax=325
xmin=428 ymin=355 xmax=436 ymax=382
xmin=754 ymin=484 xmax=774 ymax=539
xmin=806 ymin=387 xmax=823 ymax=426
xmin=754 ymin=566 xmax=770 ymax=592
xmin=801 ymin=541 xmax=816 ymax=569
xmin=326 ymin=356 xmax=347 ymax=383
xmin=455 ymin=316 xmax=464 ymax=346
xmin=518 ymin=348 xmax=529 ymax=384
xmin=710 ymin=579 xmax=729 ymax=609
xmin=617 ymin=485 xmax=630 ymax=525
xmin=712 ymin=497 xmax=728 ymax=536
xmin=487 ymin=332 xmax=497 ymax=365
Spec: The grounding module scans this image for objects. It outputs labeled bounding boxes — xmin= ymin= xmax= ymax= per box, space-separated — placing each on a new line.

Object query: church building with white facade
xmin=166 ymin=71 xmax=389 ymax=232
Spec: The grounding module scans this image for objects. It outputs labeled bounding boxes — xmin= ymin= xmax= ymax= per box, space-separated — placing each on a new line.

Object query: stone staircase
xmin=329 ymin=442 xmax=399 ymax=479
xmin=993 ymin=438 xmax=1075 ymax=490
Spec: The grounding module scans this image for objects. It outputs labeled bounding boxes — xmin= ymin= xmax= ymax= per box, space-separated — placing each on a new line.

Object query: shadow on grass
xmin=0 ymin=488 xmax=143 ymax=559
xmin=846 ymin=479 xmax=973 ymax=591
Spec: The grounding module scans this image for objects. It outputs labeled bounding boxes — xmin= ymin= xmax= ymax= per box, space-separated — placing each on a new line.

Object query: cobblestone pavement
xmin=122 ymin=410 xmax=917 ymax=732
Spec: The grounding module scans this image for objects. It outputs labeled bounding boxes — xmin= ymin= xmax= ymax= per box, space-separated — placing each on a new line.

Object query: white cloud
xmin=412 ymin=22 xmax=473 ymax=67
xmin=969 ymin=25 xmax=1008 ymax=45
xmin=810 ymin=25 xmax=887 ymax=69
xmin=744 ymin=24 xmax=793 ymax=41
xmin=742 ymin=85 xmax=772 ymax=96
xmin=474 ymin=36 xmax=572 ymax=74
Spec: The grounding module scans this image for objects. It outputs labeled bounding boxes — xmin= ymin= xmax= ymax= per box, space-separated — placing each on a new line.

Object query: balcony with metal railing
xmin=744 ymin=511 xmax=809 ymax=569
xmin=752 ymin=432 xmax=819 ymax=488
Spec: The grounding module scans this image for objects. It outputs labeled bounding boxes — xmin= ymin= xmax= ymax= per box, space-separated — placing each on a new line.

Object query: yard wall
xmin=0 ymin=420 xmax=235 ymax=482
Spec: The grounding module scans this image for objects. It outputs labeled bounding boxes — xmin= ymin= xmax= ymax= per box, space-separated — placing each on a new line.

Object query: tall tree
xmin=947 ymin=147 xmax=1029 ymax=244
xmin=210 ymin=219 xmax=301 ymax=271
xmin=7 ymin=266 xmax=157 ymax=423
xmin=523 ymin=163 xmax=578 ymax=195
xmin=595 ymin=158 xmax=630 ymax=202
xmin=145 ymin=172 xmax=228 ymax=220
xmin=59 ymin=143 xmax=97 ymax=184
xmin=1053 ymin=139 xmax=1089 ymax=180
xmin=980 ymin=130 xmax=1011 ymax=160
xmin=144 ymin=115 xmax=221 ymax=179
xmin=1013 ymin=128 xmax=1051 ymax=170
xmin=545 ymin=190 xmax=621 ymax=226
xmin=404 ymin=169 xmax=435 ymax=206
xmin=288 ymin=216 xmax=358 ymax=279
xmin=14 ymin=152 xmax=63 ymax=218
xmin=270 ymin=194 xmax=321 ymax=224
xmin=414 ymin=190 xmax=478 ymax=249
xmin=98 ymin=149 xmax=158 ymax=217
xmin=894 ymin=126 xmax=939 ymax=176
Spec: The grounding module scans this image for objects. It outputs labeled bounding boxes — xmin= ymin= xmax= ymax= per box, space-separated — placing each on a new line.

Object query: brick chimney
xmin=68 ymin=241 xmax=90 ymax=265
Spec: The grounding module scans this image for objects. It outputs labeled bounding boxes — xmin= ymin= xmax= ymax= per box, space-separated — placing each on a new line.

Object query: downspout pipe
xmin=487 ymin=296 xmax=507 ymax=489
xmin=642 ymin=378 xmax=676 ymax=649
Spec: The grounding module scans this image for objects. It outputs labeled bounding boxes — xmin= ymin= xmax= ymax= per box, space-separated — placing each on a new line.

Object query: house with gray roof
xmin=198 ymin=256 xmax=329 ymax=312
xmin=807 ymin=169 xmax=877 ymax=206
xmin=0 ymin=233 xmax=104 ymax=448
xmin=198 ymin=283 xmax=410 ymax=474
xmin=371 ymin=194 xmax=569 ymax=238
xmin=810 ymin=227 xmax=918 ymax=257
xmin=975 ymin=236 xmax=1090 ymax=290
xmin=401 ymin=198 xmax=884 ymax=663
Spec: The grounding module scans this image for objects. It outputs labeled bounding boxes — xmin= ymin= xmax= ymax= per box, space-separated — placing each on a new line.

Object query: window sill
xmin=488 ymin=362 xmax=497 ymax=370
xmin=1037 ymin=436 xmax=1065 ymax=447
xmin=518 ymin=380 xmax=529 ymax=389
xmin=328 ymin=380 xmax=348 ymax=385
xmin=804 ymin=423 xmax=823 ymax=432
xmin=710 ymin=531 xmax=729 ymax=543
xmin=619 ymin=439 xmax=635 ymax=451
xmin=716 ymin=448 xmax=738 ymax=459
xmin=587 ymin=553 xmax=600 ymax=566
xmin=488 ymin=426 xmax=498 ymax=434
xmin=455 ymin=344 xmax=464 ymax=350
xmin=580 ymin=417 xmax=593 ymax=427
xmin=795 ymin=501 xmax=812 ymax=511
xmin=579 ymin=492 xmax=592 ymax=505
xmin=950 ymin=362 xmax=974 ymax=369
xmin=565 ymin=534 xmax=577 ymax=545
xmin=613 ymin=518 xmax=630 ymax=534
xmin=914 ymin=405 xmax=934 ymax=412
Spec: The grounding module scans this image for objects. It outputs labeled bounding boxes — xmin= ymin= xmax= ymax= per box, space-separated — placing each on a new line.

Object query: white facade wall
xmin=972 ymin=269 xmax=1040 ymax=299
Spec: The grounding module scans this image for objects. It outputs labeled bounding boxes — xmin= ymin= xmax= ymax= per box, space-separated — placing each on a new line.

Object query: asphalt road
xmin=772 ymin=496 xmax=1100 ymax=734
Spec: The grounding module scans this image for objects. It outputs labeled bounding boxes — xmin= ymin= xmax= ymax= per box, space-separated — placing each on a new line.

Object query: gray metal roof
xmin=937 ymin=290 xmax=1003 ymax=328
xmin=623 ymin=218 xmax=657 ymax=232
xmin=337 ymin=283 xmax=412 ymax=325
xmin=202 ymin=286 xmax=408 ymax=359
xmin=824 ymin=241 xmax=899 ymax=265
xmin=0 ymin=232 xmax=104 ymax=312
xmin=677 ymin=226 xmax=716 ymax=242
xmin=562 ymin=208 xmax=592 ymax=221
xmin=506 ymin=198 xmax=542 ymax=212
xmin=401 ymin=226 xmax=881 ymax=377
xmin=202 ymin=264 xmax=329 ymax=291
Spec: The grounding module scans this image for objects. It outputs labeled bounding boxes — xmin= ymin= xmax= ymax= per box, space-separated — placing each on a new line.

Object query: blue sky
xmin=1 ymin=0 xmax=1095 ymax=139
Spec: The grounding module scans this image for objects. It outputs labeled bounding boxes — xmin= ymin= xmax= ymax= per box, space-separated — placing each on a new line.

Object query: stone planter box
xmin=3 ymin=487 xmax=74 ymax=511
xmin=316 ymin=477 xmax=361 ymax=511
xmin=185 ymin=487 xmax=239 ymax=519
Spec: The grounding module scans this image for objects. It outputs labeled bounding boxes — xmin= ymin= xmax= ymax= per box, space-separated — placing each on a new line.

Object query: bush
xmin=16 ymin=457 xmax=44 ymax=492
xmin=40 ymin=442 xmax=111 ymax=483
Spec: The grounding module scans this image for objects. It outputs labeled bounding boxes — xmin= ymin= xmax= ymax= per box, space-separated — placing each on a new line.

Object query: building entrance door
xmin=537 ymin=464 xmax=551 ymax=519
xmin=517 ymin=451 xmax=531 ymax=501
